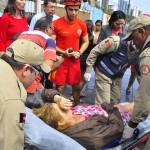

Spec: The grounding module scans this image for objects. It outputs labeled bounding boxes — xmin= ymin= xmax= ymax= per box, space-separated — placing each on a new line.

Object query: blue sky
xmin=130 ymin=0 xmax=150 ymax=14
xmin=111 ymin=0 xmax=150 ymax=14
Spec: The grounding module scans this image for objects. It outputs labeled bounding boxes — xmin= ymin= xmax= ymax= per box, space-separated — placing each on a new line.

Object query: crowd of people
xmin=1 ymin=0 xmax=150 ymax=149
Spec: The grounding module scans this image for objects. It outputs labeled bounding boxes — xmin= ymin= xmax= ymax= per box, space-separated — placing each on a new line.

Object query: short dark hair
xmin=84 ymin=20 xmax=94 ymax=33
xmin=4 ymin=0 xmax=25 ymax=17
xmin=27 ymin=15 xmax=34 ymax=26
xmin=1 ymin=48 xmax=25 ymax=70
xmin=84 ymin=20 xmax=93 ymax=26
xmin=109 ymin=10 xmax=126 ymax=27
xmin=34 ymin=15 xmax=53 ymax=31
xmin=95 ymin=20 xmax=102 ymax=25
xmin=44 ymin=0 xmax=57 ymax=6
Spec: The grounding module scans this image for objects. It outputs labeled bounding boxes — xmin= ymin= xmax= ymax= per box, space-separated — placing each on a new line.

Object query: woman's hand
xmin=54 ymin=95 xmax=73 ymax=110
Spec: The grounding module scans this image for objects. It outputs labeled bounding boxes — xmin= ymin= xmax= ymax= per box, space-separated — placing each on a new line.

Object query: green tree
xmin=95 ymin=2 xmax=100 ymax=9
xmin=102 ymin=8 xmax=112 ymax=15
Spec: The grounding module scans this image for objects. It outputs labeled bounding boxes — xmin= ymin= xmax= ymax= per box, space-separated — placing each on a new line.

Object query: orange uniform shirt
xmin=53 ymin=17 xmax=87 ymax=52
xmin=50 ymin=17 xmax=88 ymax=85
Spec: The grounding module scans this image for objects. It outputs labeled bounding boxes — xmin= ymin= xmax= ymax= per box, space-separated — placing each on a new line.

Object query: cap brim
xmin=40 ymin=62 xmax=51 ymax=73
xmin=122 ymin=31 xmax=132 ymax=41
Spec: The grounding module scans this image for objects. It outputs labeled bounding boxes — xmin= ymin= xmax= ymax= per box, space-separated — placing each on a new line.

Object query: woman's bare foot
xmin=115 ymin=102 xmax=134 ymax=113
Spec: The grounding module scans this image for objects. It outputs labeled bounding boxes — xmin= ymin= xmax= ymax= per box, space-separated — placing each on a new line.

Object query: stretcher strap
xmin=101 ymin=138 xmax=121 ymax=150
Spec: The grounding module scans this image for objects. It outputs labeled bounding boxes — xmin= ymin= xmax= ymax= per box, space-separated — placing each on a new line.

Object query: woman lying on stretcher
xmin=33 ymin=89 xmax=133 ymax=150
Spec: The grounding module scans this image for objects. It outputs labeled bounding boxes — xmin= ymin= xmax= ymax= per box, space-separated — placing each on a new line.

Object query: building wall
xmin=122 ymin=0 xmax=128 ymax=14
xmin=41 ymin=3 xmax=90 ymax=21
xmin=103 ymin=13 xmax=110 ymax=25
xmin=0 ymin=0 xmax=7 ymax=12
xmin=101 ymin=0 xmax=109 ymax=9
xmin=118 ymin=0 xmax=123 ymax=10
xmin=55 ymin=7 xmax=90 ymax=21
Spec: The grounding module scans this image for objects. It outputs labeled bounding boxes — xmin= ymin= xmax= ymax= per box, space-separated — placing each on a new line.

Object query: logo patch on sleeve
xmin=141 ymin=65 xmax=150 ymax=75
xmin=105 ymin=40 xmax=111 ymax=47
xmin=20 ymin=113 xmax=26 ymax=123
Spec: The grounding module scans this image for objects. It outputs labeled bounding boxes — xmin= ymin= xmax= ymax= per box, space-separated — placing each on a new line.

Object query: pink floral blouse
xmin=71 ymin=105 xmax=131 ymax=127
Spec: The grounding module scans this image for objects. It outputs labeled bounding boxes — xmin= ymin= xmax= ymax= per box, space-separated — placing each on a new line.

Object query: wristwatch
xmin=79 ymin=51 xmax=83 ymax=56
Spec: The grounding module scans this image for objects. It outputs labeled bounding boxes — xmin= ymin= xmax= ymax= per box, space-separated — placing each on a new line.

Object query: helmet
xmin=64 ymin=0 xmax=81 ymax=6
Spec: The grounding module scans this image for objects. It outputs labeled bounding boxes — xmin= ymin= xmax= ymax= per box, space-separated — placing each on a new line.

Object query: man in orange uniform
xmin=51 ymin=0 xmax=89 ymax=105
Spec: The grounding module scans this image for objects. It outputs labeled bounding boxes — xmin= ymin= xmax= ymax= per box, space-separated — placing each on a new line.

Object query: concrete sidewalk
xmin=63 ymin=68 xmax=139 ymax=105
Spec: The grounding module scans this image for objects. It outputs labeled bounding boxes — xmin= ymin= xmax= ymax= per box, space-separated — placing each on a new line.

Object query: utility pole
xmin=127 ymin=0 xmax=131 ymax=19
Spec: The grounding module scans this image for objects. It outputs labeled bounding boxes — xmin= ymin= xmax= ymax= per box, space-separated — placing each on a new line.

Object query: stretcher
xmin=24 ymin=106 xmax=150 ymax=150
xmin=105 ymin=115 xmax=150 ymax=150
xmin=24 ymin=107 xmax=86 ymax=150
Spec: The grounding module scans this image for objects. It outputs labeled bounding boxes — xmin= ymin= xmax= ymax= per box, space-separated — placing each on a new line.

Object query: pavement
xmin=63 ymin=68 xmax=139 ymax=105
